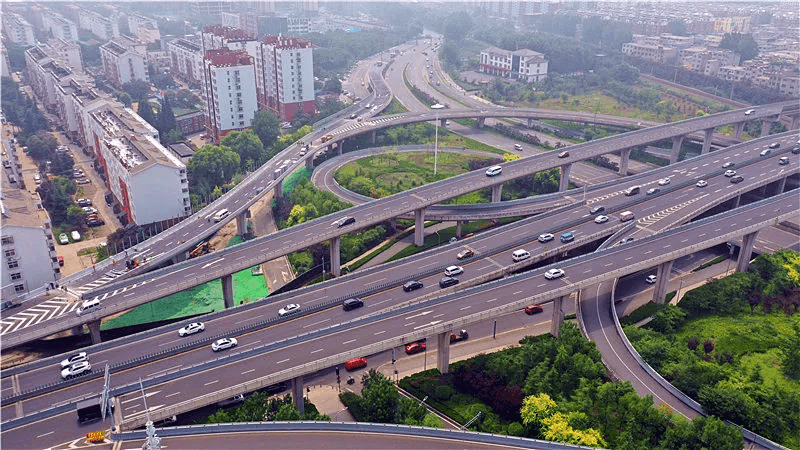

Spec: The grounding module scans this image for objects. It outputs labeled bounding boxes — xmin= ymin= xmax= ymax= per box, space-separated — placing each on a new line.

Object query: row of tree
xmin=0 ymin=77 xmax=49 ymax=137
xmin=340 ymin=370 xmax=442 ymax=427
xmin=198 ymin=392 xmax=328 ymax=424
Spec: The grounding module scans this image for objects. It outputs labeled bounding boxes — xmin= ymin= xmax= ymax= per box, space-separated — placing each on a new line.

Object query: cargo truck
xmin=76 ymin=397 xmax=102 ymax=424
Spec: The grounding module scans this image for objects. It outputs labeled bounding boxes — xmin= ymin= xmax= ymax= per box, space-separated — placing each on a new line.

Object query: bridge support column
xmin=527 ymin=118 xmax=534 ymax=128
xmin=440 ymin=118 xmax=447 ymax=127
xmin=776 ymin=176 xmax=787 ymax=194
xmin=735 ymin=122 xmax=745 ymax=139
xmin=274 ymin=179 xmax=283 ymax=199
xmin=791 ymin=115 xmax=799 ymax=131
xmin=236 ymin=210 xmax=249 ymax=235
xmin=370 ymin=130 xmax=376 ymax=144
xmin=291 ymin=376 xmax=305 ymax=415
xmin=329 ymin=236 xmax=341 ymax=277
xmin=550 ymin=295 xmax=566 ymax=337
xmin=414 ymin=208 xmax=425 ymax=246
xmin=437 ymin=331 xmax=451 ymax=374
xmin=222 ymin=274 xmax=234 ymax=308
xmin=618 ymin=148 xmax=632 ymax=176
xmin=305 ymin=156 xmax=314 ymax=171
xmin=456 ymin=220 xmax=462 ymax=238
xmin=477 ymin=117 xmax=485 ymax=128
xmin=336 ymin=142 xmax=342 ymax=156
xmin=559 ymin=163 xmax=572 ymax=192
xmin=701 ymin=127 xmax=715 ymax=155
xmin=737 ymin=231 xmax=759 ymax=273
xmin=669 ymin=135 xmax=685 ymax=164
xmin=87 ymin=319 xmax=102 ymax=344
xmin=491 ymin=183 xmax=503 ymax=203
xmin=760 ymin=119 xmax=771 ymax=137
xmin=732 ymin=194 xmax=741 ymax=208
xmin=652 ymin=260 xmax=674 ymax=304
xmin=171 ymin=252 xmax=187 ymax=265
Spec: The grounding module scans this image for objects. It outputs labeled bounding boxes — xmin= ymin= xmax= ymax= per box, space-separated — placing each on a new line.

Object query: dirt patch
xmin=208 ymin=217 xmax=239 ymax=252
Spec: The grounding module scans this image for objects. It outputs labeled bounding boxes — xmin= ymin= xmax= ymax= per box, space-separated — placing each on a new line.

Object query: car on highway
xmin=594 ymin=215 xmax=609 ymax=224
xmin=792 ymin=146 xmax=800 ymax=154
xmin=768 ymin=142 xmax=781 ymax=149
xmin=178 ymin=322 xmax=205 ymax=337
xmin=485 ymin=165 xmax=502 ymax=177
xmin=278 ymin=303 xmax=301 ymax=316
xmin=560 ymin=232 xmax=574 ymax=243
xmin=557 ymin=151 xmax=569 ymax=158
xmin=724 ymin=170 xmax=736 ymax=177
xmin=444 ymin=265 xmax=463 ymax=277
xmin=525 ymin=305 xmax=543 ymax=315
xmin=405 ymin=341 xmax=426 ymax=354
xmin=211 ymin=337 xmax=238 ymax=352
xmin=658 ymin=178 xmax=670 ymax=186
xmin=342 ymin=298 xmax=364 ymax=311
xmin=730 ymin=175 xmax=744 ymax=184
xmin=696 ymin=180 xmax=708 ymax=187
xmin=624 ymin=186 xmax=640 ymax=196
xmin=722 ymin=161 xmax=735 ymax=168
xmin=403 ymin=280 xmax=424 ymax=292
xmin=760 ymin=149 xmax=771 ymax=157
xmin=744 ymin=109 xmax=755 ymax=115
xmin=61 ymin=361 xmax=91 ymax=380
xmin=590 ymin=205 xmax=605 ymax=215
xmin=646 ymin=275 xmax=657 ymax=284
xmin=538 ymin=233 xmax=554 ymax=243
xmin=345 ymin=357 xmax=367 ymax=371
xmin=332 ymin=216 xmax=356 ymax=227
xmin=512 ymin=249 xmax=530 ymax=262
xmin=513 ymin=144 xmax=522 ymax=150
xmin=646 ymin=188 xmax=660 ymax=195
xmin=779 ymin=157 xmax=790 ymax=165
xmin=544 ymin=268 xmax=565 ymax=280
xmin=59 ymin=233 xmax=69 ymax=245
xmin=60 ymin=352 xmax=88 ymax=369
xmin=456 ymin=249 xmax=474 ymax=260
xmin=439 ymin=276 xmax=459 ymax=288
xmin=76 ymin=298 xmax=100 ymax=316
xmin=619 ymin=236 xmax=635 ymax=244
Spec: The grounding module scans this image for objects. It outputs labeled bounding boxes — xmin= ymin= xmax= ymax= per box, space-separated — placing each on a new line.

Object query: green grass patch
xmin=673 ymin=311 xmax=792 ymax=359
xmin=692 ymin=256 xmax=727 ymax=272
xmin=281 ymin=166 xmax=312 ymax=196
xmin=380 ymin=97 xmax=408 ymax=115
xmin=620 ymin=301 xmax=665 ymax=326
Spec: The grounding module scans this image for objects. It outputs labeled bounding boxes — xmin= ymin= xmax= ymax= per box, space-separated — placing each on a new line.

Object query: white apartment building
xmin=479 ymin=46 xmax=549 ymax=83
xmin=1 ymin=174 xmax=61 ymax=300
xmin=127 ymin=13 xmax=160 ymax=44
xmin=41 ymin=10 xmax=79 ymax=43
xmin=257 ymin=35 xmax=315 ymax=121
xmin=25 ymin=44 xmax=75 ymax=114
xmin=86 ymin=105 xmax=191 ymax=225
xmin=3 ymin=13 xmax=36 ymax=46
xmin=78 ymin=9 xmax=120 ymax=40
xmin=202 ymin=48 xmax=259 ymax=142
xmin=167 ymin=38 xmax=204 ymax=86
xmin=220 ymin=12 xmax=259 ymax=36
xmin=621 ymin=42 xmax=678 ymax=63
xmin=100 ymin=37 xmax=149 ymax=88
xmin=47 ymin=38 xmax=83 ymax=72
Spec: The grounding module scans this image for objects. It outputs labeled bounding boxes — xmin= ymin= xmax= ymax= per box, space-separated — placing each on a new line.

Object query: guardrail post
xmin=701 ymin=127 xmax=715 ymax=155
xmin=735 ymin=121 xmax=745 ymax=139
xmin=414 ymin=208 xmax=425 ymax=246
xmin=669 ymin=135 xmax=685 ymax=164
xmin=273 ymin=179 xmax=283 ymax=199
xmin=88 ymin=319 xmax=102 ymax=344
xmin=559 ymin=163 xmax=572 ymax=192
xmin=222 ymin=274 xmax=234 ymax=309
xmin=618 ymin=148 xmax=632 ymax=176
xmin=550 ymin=295 xmax=566 ymax=337
xmin=236 ymin=210 xmax=249 ymax=236
xmin=437 ymin=331 xmax=451 ymax=374
xmin=330 ymin=236 xmax=341 ymax=277
xmin=737 ymin=230 xmax=759 ymax=273
xmin=490 ymin=183 xmax=503 ymax=203
xmin=652 ymin=260 xmax=675 ymax=304
xmin=291 ymin=376 xmax=305 ymax=415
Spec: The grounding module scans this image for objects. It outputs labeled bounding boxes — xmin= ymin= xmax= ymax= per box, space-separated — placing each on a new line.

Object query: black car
xmin=403 ymin=280 xmax=423 ymax=292
xmin=333 ymin=216 xmax=356 ymax=227
xmin=768 ymin=142 xmax=781 ymax=149
xmin=590 ymin=205 xmax=605 ymax=215
xmin=1 ymin=300 xmax=20 ymax=311
xmin=730 ymin=175 xmax=744 ymax=184
xmin=792 ymin=146 xmax=800 ymax=155
xmin=342 ymin=298 xmax=364 ymax=311
xmin=87 ymin=219 xmax=105 ymax=227
xmin=438 ymin=276 xmax=459 ymax=288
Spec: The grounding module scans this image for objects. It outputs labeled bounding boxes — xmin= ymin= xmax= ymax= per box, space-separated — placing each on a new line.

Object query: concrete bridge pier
xmin=735 ymin=122 xmax=745 ymax=139
xmin=618 ymin=148 xmax=632 ymax=176
xmin=491 ymin=183 xmax=503 ymax=203
xmin=456 ymin=220 xmax=462 ymax=238
xmin=669 ymin=135 xmax=685 ymax=164
xmin=760 ymin=119 xmax=772 ymax=137
xmin=737 ymin=231 xmax=759 ymax=273
xmin=329 ymin=236 xmax=341 ymax=277
xmin=775 ymin=176 xmax=787 ymax=195
xmin=370 ymin=130 xmax=376 ymax=144
xmin=550 ymin=295 xmax=566 ymax=337
xmin=439 ymin=118 xmax=447 ymax=127
xmin=414 ymin=208 xmax=425 ymax=246
xmin=437 ymin=331 xmax=451 ymax=374
xmin=236 ymin=210 xmax=249 ymax=235
xmin=292 ymin=376 xmax=305 ymax=415
xmin=790 ymin=115 xmax=799 ymax=131
xmin=731 ymin=194 xmax=741 ymax=209
xmin=559 ymin=163 xmax=572 ymax=192
xmin=652 ymin=260 xmax=674 ymax=304
xmin=527 ymin=118 xmax=534 ymax=128
xmin=87 ymin=319 xmax=102 ymax=344
xmin=336 ymin=142 xmax=343 ymax=156
xmin=701 ymin=127 xmax=715 ymax=155
xmin=222 ymin=274 xmax=234 ymax=308
xmin=274 ymin=179 xmax=283 ymax=199
xmin=171 ymin=252 xmax=187 ymax=265
xmin=305 ymin=156 xmax=314 ymax=171
xmin=477 ymin=117 xmax=485 ymax=128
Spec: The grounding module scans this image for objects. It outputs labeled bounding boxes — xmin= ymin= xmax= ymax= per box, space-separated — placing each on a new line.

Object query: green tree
xmin=359 ymin=369 xmax=400 ymax=423
xmin=662 ymin=415 xmax=743 ymax=450
xmin=323 ymin=77 xmax=342 ymax=93
xmin=252 ymin=110 xmax=281 ymax=152
xmin=137 ymin=99 xmax=156 ymax=127
xmin=122 ymin=80 xmax=151 ymax=100
xmin=274 ymin=403 xmax=302 ymax=421
xmin=221 ymin=130 xmax=265 ymax=170
xmin=187 ymin=145 xmax=240 ymax=196
xmin=115 ymin=91 xmax=132 ymax=107
xmin=443 ymin=12 xmax=473 ymax=43
xmin=164 ymin=128 xmax=183 ymax=144
xmin=66 ymin=204 xmax=88 ymax=229
xmin=719 ymin=33 xmax=759 ymax=61
xmin=781 ymin=322 xmax=800 ymax=380
xmin=157 ymin=95 xmax=177 ymax=142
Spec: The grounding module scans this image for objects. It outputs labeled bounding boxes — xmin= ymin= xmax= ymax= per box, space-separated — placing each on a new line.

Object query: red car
xmin=405 ymin=341 xmax=426 ymax=355
xmin=525 ymin=305 xmax=543 ymax=315
xmin=345 ymin=357 xmax=367 ymax=371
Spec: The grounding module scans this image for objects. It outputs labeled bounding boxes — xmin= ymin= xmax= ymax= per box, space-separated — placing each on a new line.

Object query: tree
xmin=187 ymin=145 xmax=240 ymax=196
xmin=443 ymin=12 xmax=473 ymax=43
xmin=122 ymin=80 xmax=151 ymax=100
xmin=323 ymin=77 xmax=342 ymax=93
xmin=274 ymin=403 xmax=302 ymax=421
xmin=252 ymin=110 xmax=281 ymax=151
xmin=137 ymin=99 xmax=156 ymax=127
xmin=156 ymin=95 xmax=177 ymax=142
xmin=662 ymin=415 xmax=743 ymax=450
xmin=359 ymin=369 xmax=401 ymax=423
xmin=719 ymin=33 xmax=759 ymax=62
xmin=220 ymin=130 xmax=264 ymax=170
xmin=115 ymin=92 xmax=132 ymax=107
xmin=781 ymin=322 xmax=800 ymax=380
xmin=164 ymin=128 xmax=182 ymax=144
xmin=667 ymin=20 xmax=688 ymax=36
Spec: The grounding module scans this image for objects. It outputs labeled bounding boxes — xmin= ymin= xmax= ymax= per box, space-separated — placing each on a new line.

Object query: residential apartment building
xmin=257 ymin=35 xmax=315 ymax=120
xmin=41 ymin=9 xmax=79 ymax=43
xmin=220 ymin=11 xmax=259 ymax=36
xmin=47 ymin=38 xmax=83 ymax=72
xmin=167 ymin=38 xmax=204 ymax=86
xmin=3 ymin=13 xmax=36 ymax=46
xmin=25 ymin=44 xmax=73 ymax=114
xmin=85 ymin=105 xmax=191 ymax=225
xmin=202 ymin=48 xmax=259 ymax=142
xmin=78 ymin=8 xmax=119 ymax=40
xmin=99 ymin=36 xmax=149 ymax=88
xmin=621 ymin=42 xmax=678 ymax=63
xmin=1 ymin=173 xmax=62 ymax=300
xmin=127 ymin=13 xmax=161 ymax=44
xmin=479 ymin=46 xmax=549 ymax=83
xmin=192 ymin=1 xmax=232 ymax=19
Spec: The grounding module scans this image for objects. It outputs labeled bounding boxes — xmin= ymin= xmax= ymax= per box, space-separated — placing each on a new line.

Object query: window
xmin=14 ymin=284 xmax=25 ymax=293
xmin=10 ymin=272 xmax=21 ymax=281
xmin=1 ymin=236 xmax=13 ymax=245
xmin=4 ymin=249 xmax=15 ymax=258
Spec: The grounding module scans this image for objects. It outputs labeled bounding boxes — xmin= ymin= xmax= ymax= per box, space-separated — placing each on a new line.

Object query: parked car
xmin=278 ymin=303 xmax=301 ymax=316
xmin=178 ymin=322 xmax=205 ymax=337
xmin=211 ymin=337 xmax=238 ymax=352
xmin=450 ymin=330 xmax=469 ymax=343
xmin=403 ymin=280 xmax=424 ymax=292
xmin=61 ymin=352 xmax=88 ymax=369
xmin=525 ymin=305 xmax=543 ymax=315
xmin=71 ymin=230 xmax=81 ymax=241
xmin=59 ymin=233 xmax=69 ymax=245
xmin=405 ymin=341 xmax=426 ymax=354
xmin=544 ymin=268 xmax=565 ymax=280
xmin=444 ymin=265 xmax=463 ymax=277
xmin=456 ymin=249 xmax=474 ymax=260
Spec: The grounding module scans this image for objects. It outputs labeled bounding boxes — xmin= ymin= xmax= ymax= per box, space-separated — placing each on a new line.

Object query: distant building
xmin=175 ymin=110 xmax=205 ymax=136
xmin=100 ymin=36 xmax=149 ymax=88
xmin=127 ymin=13 xmax=161 ymax=44
xmin=41 ymin=10 xmax=79 ymax=43
xmin=257 ymin=35 xmax=315 ymax=120
xmin=167 ymin=38 xmax=204 ymax=86
xmin=479 ymin=46 xmax=549 ymax=82
xmin=77 ymin=8 xmax=120 ymax=40
xmin=202 ymin=48 xmax=259 ymax=143
xmin=3 ymin=13 xmax=36 ymax=46
xmin=621 ymin=42 xmax=677 ymax=63
xmin=47 ymin=38 xmax=83 ymax=72
xmin=192 ymin=1 xmax=232 ymax=19
xmin=168 ymin=142 xmax=196 ymax=165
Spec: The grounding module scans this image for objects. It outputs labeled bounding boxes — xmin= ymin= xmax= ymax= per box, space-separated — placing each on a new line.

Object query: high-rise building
xmin=99 ymin=36 xmax=149 ymax=88
xmin=41 ymin=9 xmax=79 ymax=43
xmin=3 ymin=13 xmax=36 ymax=46
xmin=77 ymin=8 xmax=120 ymax=40
xmin=257 ymin=35 xmax=314 ymax=121
xmin=167 ymin=38 xmax=204 ymax=86
xmin=202 ymin=48 xmax=259 ymax=142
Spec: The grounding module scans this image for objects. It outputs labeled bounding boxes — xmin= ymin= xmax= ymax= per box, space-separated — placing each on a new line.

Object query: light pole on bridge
xmin=432 ymin=103 xmax=444 ymax=176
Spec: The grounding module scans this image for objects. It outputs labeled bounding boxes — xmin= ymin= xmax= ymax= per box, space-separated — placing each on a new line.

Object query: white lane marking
xmin=485 ymin=297 xmax=498 ymax=303
xmin=201 ymin=259 xmax=224 ymax=269
xmin=310 ymin=348 xmax=324 ymax=354
xmin=165 ymin=392 xmax=181 ymax=398
xmin=342 ymin=339 xmax=356 ymax=345
xmin=277 ymin=358 xmax=290 ymax=364
xmin=373 ymin=330 xmax=386 ymax=335
xmin=242 ymin=369 xmax=255 ymax=375
xmin=36 ymin=431 xmax=55 ymax=438
xmin=204 ymin=380 xmax=219 ymax=386
xmin=405 ymin=310 xmax=432 ymax=320
xmin=459 ymin=306 xmax=471 ymax=311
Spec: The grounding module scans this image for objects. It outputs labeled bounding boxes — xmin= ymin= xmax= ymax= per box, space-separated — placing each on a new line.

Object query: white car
xmin=211 ymin=338 xmax=238 ymax=352
xmin=724 ymin=170 xmax=736 ymax=177
xmin=594 ymin=215 xmax=609 ymax=224
xmin=178 ymin=322 xmax=205 ymax=337
xmin=82 ymin=206 xmax=98 ymax=214
xmin=61 ymin=361 xmax=91 ymax=379
xmin=444 ymin=265 xmax=463 ymax=277
xmin=744 ymin=109 xmax=755 ymax=115
xmin=544 ymin=268 xmax=565 ymax=280
xmin=278 ymin=303 xmax=301 ymax=316
xmin=658 ymin=178 xmax=670 ymax=186
xmin=485 ymin=165 xmax=502 ymax=177
xmin=59 ymin=233 xmax=69 ymax=245
xmin=646 ymin=275 xmax=657 ymax=284
xmin=60 ymin=352 xmax=88 ymax=369
xmin=537 ymin=233 xmax=554 ymax=243
xmin=696 ymin=180 xmax=708 ymax=187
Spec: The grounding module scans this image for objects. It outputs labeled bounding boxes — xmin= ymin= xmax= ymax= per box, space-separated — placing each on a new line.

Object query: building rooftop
xmin=205 ymin=48 xmax=253 ymax=67
xmin=0 ymin=172 xmax=52 ymax=229
xmin=172 ymin=38 xmax=201 ymax=52
xmin=101 ymin=41 xmax=128 ymax=56
xmin=262 ymin=34 xmax=312 ymax=49
xmin=203 ymin=24 xmax=256 ymax=41
xmin=168 ymin=142 xmax=195 ymax=158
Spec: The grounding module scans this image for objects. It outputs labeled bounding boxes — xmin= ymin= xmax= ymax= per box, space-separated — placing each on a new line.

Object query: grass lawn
xmin=673 ymin=311 xmax=793 ymax=359
xmin=529 ymin=93 xmax=683 ymax=123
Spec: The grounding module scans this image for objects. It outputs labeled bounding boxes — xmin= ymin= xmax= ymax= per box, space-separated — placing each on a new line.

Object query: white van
xmin=76 ymin=299 xmax=100 ymax=316
xmin=213 ymin=209 xmax=230 ymax=222
xmin=619 ymin=211 xmax=635 ymax=222
xmin=512 ymin=249 xmax=531 ymax=262
xmin=71 ymin=230 xmax=81 ymax=241
xmin=485 ymin=166 xmax=503 ymax=177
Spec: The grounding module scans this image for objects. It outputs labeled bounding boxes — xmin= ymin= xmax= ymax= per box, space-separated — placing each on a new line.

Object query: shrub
xmin=688 ymin=337 xmax=699 ymax=350
xmin=434 ymin=384 xmax=456 ymax=401
xmin=703 ymin=340 xmax=715 ymax=354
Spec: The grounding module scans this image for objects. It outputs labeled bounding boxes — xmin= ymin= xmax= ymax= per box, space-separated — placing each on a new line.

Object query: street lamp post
xmin=431 ymin=103 xmax=444 ymax=176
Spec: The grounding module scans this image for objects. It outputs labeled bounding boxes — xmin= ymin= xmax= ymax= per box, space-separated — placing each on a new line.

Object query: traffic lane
xmin=1 ymin=408 xmax=101 ymax=450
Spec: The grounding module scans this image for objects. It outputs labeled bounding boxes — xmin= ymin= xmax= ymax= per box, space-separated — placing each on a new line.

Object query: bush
xmin=507 ymin=421 xmax=525 ymax=436
xmin=434 ymin=384 xmax=456 ymax=401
